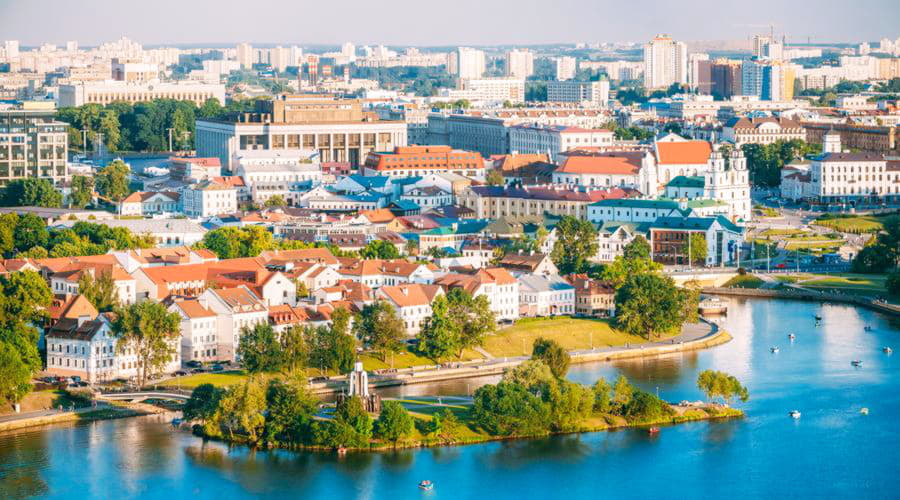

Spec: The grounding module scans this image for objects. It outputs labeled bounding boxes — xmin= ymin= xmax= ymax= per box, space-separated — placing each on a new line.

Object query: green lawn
xmin=784 ymin=240 xmax=843 ymax=251
xmin=759 ymin=228 xmax=804 ymax=237
xmin=815 ymin=214 xmax=898 ymax=234
xmin=482 ymin=317 xmax=646 ymax=357
xmin=723 ymin=274 xmax=766 ymax=289
xmin=359 ymin=349 xmax=483 ymax=371
xmin=159 ymin=370 xmax=248 ymax=389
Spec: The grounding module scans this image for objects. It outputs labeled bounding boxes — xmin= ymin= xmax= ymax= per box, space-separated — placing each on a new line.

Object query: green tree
xmin=78 ymin=270 xmax=119 ymax=312
xmin=591 ymin=377 xmax=612 ymax=413
xmin=416 ymin=295 xmax=460 ymax=361
xmin=888 ymin=271 xmax=900 ymax=296
xmin=331 ymin=395 xmax=373 ymax=447
xmin=546 ymin=379 xmax=594 ymax=432
xmin=210 ymin=376 xmax=268 ymax=443
xmin=601 ymin=254 xmax=663 ymax=290
xmin=531 ymin=337 xmax=571 ymax=378
xmin=68 ymin=175 xmax=94 ymax=209
xmin=264 ymin=195 xmax=288 ymax=209
xmin=238 ymin=323 xmax=285 ymax=374
xmin=359 ymin=240 xmax=400 ymax=260
xmin=199 ymin=226 xmax=275 ymax=259
xmin=551 ymin=216 xmax=598 ymax=274
xmin=183 ymin=383 xmax=225 ymax=421
xmin=612 ymin=374 xmax=633 ymax=410
xmin=354 ymin=301 xmax=405 ymax=362
xmin=309 ymin=308 xmax=355 ymax=374
xmin=696 ymin=369 xmax=749 ymax=404
xmin=13 ymin=214 xmax=49 ymax=253
xmin=472 ymin=382 xmax=551 ymax=436
xmin=280 ymin=325 xmax=309 ymax=374
xmin=0 ymin=213 xmax=17 ymax=255
xmin=615 ymin=273 xmax=687 ymax=339
xmin=429 ymin=407 xmax=464 ymax=443
xmin=446 ymin=288 xmax=495 ymax=358
xmin=264 ymin=377 xmax=318 ymax=445
xmin=111 ymin=301 xmax=181 ymax=387
xmin=2 ymin=178 xmax=63 ymax=208
xmin=95 ymin=160 xmax=132 ymax=202
xmin=622 ymin=235 xmax=651 ymax=261
xmin=375 ymin=400 xmax=415 ymax=444
xmin=688 ymin=233 xmax=707 ymax=265
xmin=623 ymin=390 xmax=674 ymax=423
xmin=0 ymin=341 xmax=32 ymax=405
xmin=486 ymin=168 xmax=504 ymax=186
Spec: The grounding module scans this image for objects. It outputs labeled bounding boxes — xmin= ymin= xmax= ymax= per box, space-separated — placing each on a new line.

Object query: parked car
xmin=190 ymin=368 xmax=204 ymax=374
xmin=212 ymin=364 xmax=224 ymax=372
xmin=185 ymin=360 xmax=202 ymax=368
xmin=174 ymin=370 xmax=187 ymax=377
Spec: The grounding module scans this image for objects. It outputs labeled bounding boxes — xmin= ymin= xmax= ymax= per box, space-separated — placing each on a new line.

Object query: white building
xmin=451 ymin=47 xmax=486 ymax=80
xmin=169 ymin=299 xmax=221 ymax=363
xmin=376 ymin=283 xmax=444 ymax=335
xmin=808 ymin=132 xmax=899 ymax=204
xmin=199 ymin=286 xmax=268 ymax=362
xmin=58 ymin=80 xmax=226 ymax=107
xmin=546 ymin=80 xmax=609 ymax=107
xmin=443 ymin=78 xmax=525 ymax=104
xmin=118 ymin=191 xmax=181 ymax=217
xmin=401 ymin=186 xmax=453 ymax=209
xmin=643 ymin=35 xmax=687 ymax=89
xmin=233 ymin=151 xmax=323 ymax=206
xmin=506 ymin=49 xmax=534 ymax=79
xmin=556 ymin=56 xmax=577 ymax=81
xmin=509 ymin=125 xmax=614 ymax=163
xmin=518 ymin=273 xmax=575 ymax=317
xmin=434 ymin=267 xmax=520 ymax=322
xmin=52 ymin=219 xmax=207 ymax=247
xmin=182 ymin=179 xmax=238 ymax=218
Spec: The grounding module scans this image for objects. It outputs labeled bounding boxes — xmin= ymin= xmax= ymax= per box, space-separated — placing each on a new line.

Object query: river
xmin=1 ymin=297 xmax=899 ymax=499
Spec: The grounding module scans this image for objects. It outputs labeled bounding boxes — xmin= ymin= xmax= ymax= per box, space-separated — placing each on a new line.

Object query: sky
xmin=0 ymin=0 xmax=898 ymax=47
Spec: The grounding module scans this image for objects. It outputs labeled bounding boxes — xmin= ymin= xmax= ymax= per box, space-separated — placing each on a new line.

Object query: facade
xmin=508 ymin=125 xmax=614 ymax=163
xmin=459 ymin=184 xmax=637 ymax=220
xmin=233 ymin=151 xmax=323 ymax=206
xmin=546 ymin=80 xmax=609 ymax=107
xmin=58 ymin=80 xmax=225 ymax=107
xmin=400 ymin=186 xmax=453 ymax=209
xmin=506 ymin=49 xmax=534 ymax=79
xmin=556 ymin=56 xmax=577 ymax=81
xmin=643 ymin=35 xmax=688 ymax=89
xmin=434 ymin=268 xmax=519 ymax=322
xmin=168 ymin=157 xmax=221 ymax=182
xmin=803 ymin=122 xmax=899 ymax=154
xmin=446 ymin=78 xmax=525 ymax=104
xmin=169 ymin=299 xmax=221 ymax=363
xmin=53 ymin=218 xmax=206 ymax=247
xmin=565 ymin=273 xmax=616 ymax=317
xmin=518 ymin=273 xmax=575 ymax=317
xmin=182 ymin=179 xmax=238 ymax=218
xmin=199 ymin=286 xmax=268 ymax=362
xmin=552 ymin=151 xmax=656 ymax=193
xmin=196 ymin=94 xmax=407 ymax=170
xmin=451 ymin=47 xmax=486 ymax=80
xmin=809 ymin=135 xmax=898 ymax=204
xmin=587 ymin=199 xmax=682 ymax=224
xmin=376 ymin=283 xmax=444 ymax=335
xmin=722 ymin=117 xmax=804 ymax=146
xmin=118 ymin=191 xmax=180 ymax=216
xmin=0 ymin=102 xmax=68 ymax=187
xmin=362 ymin=145 xmax=485 ymax=179
xmin=648 ymin=215 xmax=743 ymax=266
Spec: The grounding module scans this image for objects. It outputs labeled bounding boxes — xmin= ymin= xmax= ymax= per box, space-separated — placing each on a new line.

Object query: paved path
xmin=473 ymin=346 xmax=495 ymax=359
xmin=0 ymin=404 xmax=103 ymax=424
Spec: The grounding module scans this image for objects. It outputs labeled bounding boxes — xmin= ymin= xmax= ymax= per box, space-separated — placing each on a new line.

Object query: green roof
xmin=666 ymin=175 xmax=705 ymax=189
xmin=650 ymin=215 xmax=743 ymax=234
xmin=686 ymin=199 xmax=728 ymax=208
xmin=589 ymin=199 xmax=680 ymax=209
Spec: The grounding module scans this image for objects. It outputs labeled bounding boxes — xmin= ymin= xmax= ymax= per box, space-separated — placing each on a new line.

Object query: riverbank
xmin=0 ymin=404 xmax=156 ymax=432
xmin=190 ymin=402 xmax=744 ymax=454
xmin=702 ymin=286 xmax=900 ymax=316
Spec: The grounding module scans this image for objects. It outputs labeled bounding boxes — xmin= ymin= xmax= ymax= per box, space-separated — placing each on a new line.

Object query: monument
xmin=336 ymin=361 xmax=382 ymax=413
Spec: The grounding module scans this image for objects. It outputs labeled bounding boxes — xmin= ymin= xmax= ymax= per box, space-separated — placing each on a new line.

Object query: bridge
xmin=98 ymin=391 xmax=191 ymax=402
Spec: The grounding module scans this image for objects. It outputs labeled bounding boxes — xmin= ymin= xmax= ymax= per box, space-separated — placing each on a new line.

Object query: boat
xmin=860 ymin=408 xmax=870 ymax=415
xmin=770 ymin=347 xmax=780 ymax=353
xmin=418 ymin=480 xmax=434 ymax=491
xmin=788 ymin=334 xmax=796 ymax=341
xmin=171 ymin=418 xmax=182 ymax=427
xmin=883 ymin=347 xmax=893 ymax=354
xmin=851 ymin=360 xmax=863 ymax=367
xmin=815 ymin=315 xmax=822 ymax=321
xmin=337 ymin=446 xmax=347 ymax=456
xmin=864 ymin=326 xmax=873 ymax=332
xmin=789 ymin=410 xmax=801 ymax=419
xmin=698 ymin=297 xmax=728 ymax=316
xmin=648 ymin=426 xmax=660 ymax=435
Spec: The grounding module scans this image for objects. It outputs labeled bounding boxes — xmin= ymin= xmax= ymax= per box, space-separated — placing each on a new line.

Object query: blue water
xmin=1 ymin=297 xmax=899 ymax=499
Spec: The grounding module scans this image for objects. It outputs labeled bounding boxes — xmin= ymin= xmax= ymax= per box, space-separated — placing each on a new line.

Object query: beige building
xmin=722 ymin=116 xmax=804 ymax=146
xmin=182 ymin=179 xmax=238 ymax=217
xmin=59 ymin=80 xmax=225 ymax=107
xmin=0 ymin=101 xmax=68 ymax=187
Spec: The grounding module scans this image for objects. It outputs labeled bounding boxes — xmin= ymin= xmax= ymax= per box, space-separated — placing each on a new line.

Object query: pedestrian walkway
xmin=0 ymin=403 xmax=103 ymax=424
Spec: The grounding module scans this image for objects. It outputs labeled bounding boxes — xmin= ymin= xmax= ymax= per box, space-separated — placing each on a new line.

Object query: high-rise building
xmin=342 ymin=42 xmax=356 ymax=62
xmin=66 ymin=41 xmax=78 ymax=53
xmin=506 ymin=49 xmax=534 ymax=79
xmin=236 ymin=43 xmax=253 ymax=69
xmin=753 ymin=35 xmax=783 ymax=61
xmin=0 ymin=102 xmax=68 ymax=187
xmin=556 ymin=56 xmax=577 ymax=81
xmin=3 ymin=40 xmax=19 ymax=59
xmin=643 ymin=35 xmax=687 ymax=89
xmin=547 ymin=80 xmax=609 ymax=107
xmin=741 ymin=60 xmax=795 ymax=101
xmin=451 ymin=47 xmax=486 ymax=80
xmin=689 ymin=53 xmax=711 ymax=93
xmin=711 ymin=59 xmax=743 ymax=98
xmin=269 ymin=46 xmax=291 ymax=73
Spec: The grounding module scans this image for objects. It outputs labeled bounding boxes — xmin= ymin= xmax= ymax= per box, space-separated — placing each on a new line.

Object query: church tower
xmin=823 ymin=130 xmax=842 ymax=153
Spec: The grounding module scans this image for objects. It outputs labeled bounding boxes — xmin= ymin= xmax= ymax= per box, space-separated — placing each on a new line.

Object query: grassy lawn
xmin=815 ymin=214 xmax=898 ymax=234
xmin=0 ymin=389 xmax=89 ymax=415
xmin=784 ymin=240 xmax=843 ymax=251
xmin=482 ymin=317 xmax=646 ymax=357
xmin=159 ymin=370 xmax=248 ymax=389
xmin=723 ymin=274 xmax=766 ymax=289
xmin=359 ymin=349 xmax=483 ymax=371
xmin=759 ymin=228 xmax=804 ymax=237
xmin=799 ymin=275 xmax=885 ymax=289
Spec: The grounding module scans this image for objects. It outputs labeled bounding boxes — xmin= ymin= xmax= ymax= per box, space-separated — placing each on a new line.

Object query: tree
xmin=238 ymin=323 xmax=285 ymax=374
xmin=94 ymin=160 xmax=131 ymax=202
xmin=1 ymin=178 xmax=63 ymax=208
xmin=417 ymin=295 xmax=460 ymax=361
xmin=852 ymin=217 xmax=900 ymax=273
xmin=688 ymin=233 xmax=707 ymax=265
xmin=601 ymin=254 xmax=663 ymax=290
xmin=309 ymin=308 xmax=355 ymax=374
xmin=612 ymin=375 xmax=633 ymax=410
xmin=111 ymin=301 xmax=181 ymax=387
xmin=331 ymin=395 xmax=373 ymax=447
xmin=615 ymin=273 xmax=687 ymax=339
xmin=13 ymin=214 xmax=49 ymax=253
xmin=211 ymin=376 xmax=268 ymax=443
xmin=591 ymin=378 xmax=612 ymax=413
xmin=404 ymin=239 xmax=418 ymax=256
xmin=264 ymin=377 xmax=319 ymax=445
xmin=354 ymin=301 xmax=405 ymax=362
xmin=546 ymin=379 xmax=594 ymax=432
xmin=0 ymin=341 xmax=32 ymax=405
xmin=280 ymin=325 xmax=309 ymax=374
xmin=78 ymin=270 xmax=119 ymax=312
xmin=551 ymin=216 xmax=598 ymax=274
xmin=623 ymin=390 xmax=674 ymax=423
xmin=199 ymin=226 xmax=275 ymax=259
xmin=68 ymin=175 xmax=94 ymax=209
xmin=888 ymin=271 xmax=900 ymax=296
xmin=486 ymin=168 xmax=504 ymax=186
xmin=472 ymin=381 xmax=551 ymax=436
xmin=429 ymin=408 xmax=464 ymax=443
xmin=697 ymin=370 xmax=749 ymax=404
xmin=183 ymin=383 xmax=225 ymax=421
xmin=0 ymin=213 xmax=17 ymax=255
xmin=264 ymin=195 xmax=288 ymax=209
xmin=446 ymin=288 xmax=495 ymax=358
xmin=531 ymin=337 xmax=571 ymax=378
xmin=359 ymin=240 xmax=400 ymax=260
xmin=623 ymin=235 xmax=651 ymax=261
xmin=375 ymin=400 xmax=414 ymax=444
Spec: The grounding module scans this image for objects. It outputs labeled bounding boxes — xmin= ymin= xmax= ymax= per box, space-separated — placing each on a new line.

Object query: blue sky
xmin=0 ymin=0 xmax=898 ymax=46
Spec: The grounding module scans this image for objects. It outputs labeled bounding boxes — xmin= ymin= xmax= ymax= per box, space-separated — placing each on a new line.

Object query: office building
xmin=546 ymin=80 xmax=609 ymax=107
xmin=0 ymin=101 xmax=68 ymax=187
xmin=59 ymin=80 xmax=225 ymax=107
xmin=450 ymin=47 xmax=486 ymax=80
xmin=689 ymin=53 xmax=712 ymax=94
xmin=753 ymin=35 xmax=783 ymax=61
xmin=710 ymin=59 xmax=743 ymax=98
xmin=509 ymin=125 xmax=614 ymax=163
xmin=236 ymin=43 xmax=253 ymax=69
xmin=195 ymin=94 xmax=407 ymax=170
xmin=506 ymin=49 xmax=534 ymax=79
xmin=442 ymin=78 xmax=525 ymax=104
xmin=556 ymin=56 xmax=577 ymax=81
xmin=643 ymin=35 xmax=687 ymax=89
xmin=362 ymin=145 xmax=484 ymax=179
xmin=110 ymin=58 xmax=159 ymax=82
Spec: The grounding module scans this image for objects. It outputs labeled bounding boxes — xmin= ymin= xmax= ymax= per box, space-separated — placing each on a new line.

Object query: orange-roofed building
xmin=47 ymin=262 xmax=137 ymax=305
xmin=362 ymin=145 xmax=485 ymax=180
xmin=46 ymin=294 xmax=99 ymax=329
xmin=337 ymin=258 xmax=437 ymax=289
xmin=653 ymin=136 xmax=713 ymax=183
xmin=168 ymin=298 xmax=221 ymax=363
xmin=197 ymin=285 xmax=268 ymax=361
xmin=552 ymin=150 xmax=655 ymax=193
xmin=434 ymin=267 xmax=519 ymax=321
xmin=376 ymin=283 xmax=444 ymax=335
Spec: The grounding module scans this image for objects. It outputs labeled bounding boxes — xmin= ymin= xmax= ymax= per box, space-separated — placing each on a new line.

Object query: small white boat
xmin=770 ymin=347 xmax=780 ymax=353
xmin=418 ymin=480 xmax=434 ymax=491
xmin=884 ymin=347 xmax=893 ymax=354
xmin=789 ymin=410 xmax=801 ymax=419
xmin=860 ymin=408 xmax=869 ymax=415
xmin=788 ymin=334 xmax=796 ymax=341
xmin=851 ymin=360 xmax=863 ymax=367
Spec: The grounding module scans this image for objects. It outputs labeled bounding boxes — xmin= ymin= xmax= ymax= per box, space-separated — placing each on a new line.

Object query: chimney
xmin=77 ymin=315 xmax=90 ymax=327
xmin=401 ymin=287 xmax=409 ymax=295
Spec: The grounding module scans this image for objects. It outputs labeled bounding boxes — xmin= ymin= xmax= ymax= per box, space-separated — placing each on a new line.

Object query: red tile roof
xmin=655 ymin=141 xmax=712 ymax=165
